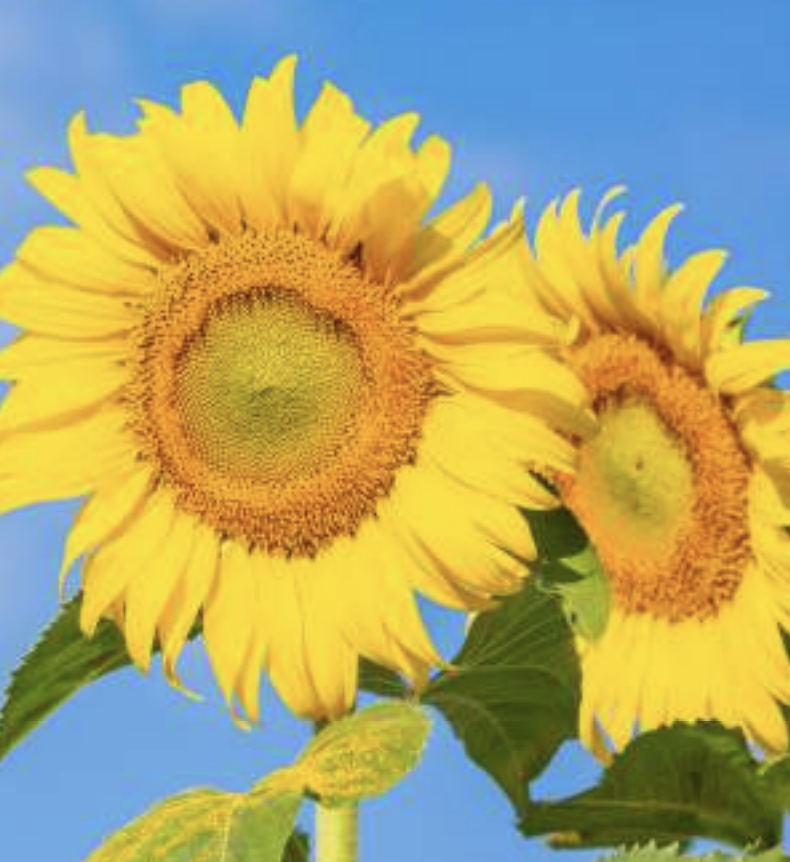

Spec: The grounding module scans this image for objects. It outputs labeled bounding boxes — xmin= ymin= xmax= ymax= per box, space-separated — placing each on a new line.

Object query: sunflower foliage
xmin=86 ymin=702 xmax=430 ymax=862
xmin=520 ymin=722 xmax=785 ymax=851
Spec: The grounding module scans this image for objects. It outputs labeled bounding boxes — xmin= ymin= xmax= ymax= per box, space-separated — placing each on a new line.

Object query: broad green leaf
xmin=422 ymin=578 xmax=580 ymax=810
xmin=596 ymin=843 xmax=787 ymax=861
xmin=520 ymin=722 xmax=783 ymax=851
xmin=0 ymin=596 xmax=131 ymax=763
xmin=297 ymin=702 xmax=430 ymax=806
xmin=87 ymin=773 xmax=302 ymax=862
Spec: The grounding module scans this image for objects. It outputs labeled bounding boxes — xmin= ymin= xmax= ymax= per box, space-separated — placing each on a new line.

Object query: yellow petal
xmin=408 ymin=182 xmax=493 ymax=275
xmin=604 ymin=612 xmax=649 ymax=749
xmin=406 ymin=210 xmax=524 ymax=316
xmin=702 ymin=286 xmax=769 ymax=353
xmin=59 ymin=464 xmax=153 ymax=597
xmin=698 ymin=617 xmax=738 ymax=726
xmin=633 ymin=204 xmax=683 ymax=318
xmin=325 ymin=112 xmax=420 ymax=254
xmin=158 ymin=521 xmax=220 ymax=690
xmin=16 ymin=225 xmax=157 ymax=295
xmin=659 ymin=249 xmax=727 ymax=368
xmin=0 ymin=334 xmax=125 ymax=380
xmin=736 ymin=572 xmax=790 ymax=703
xmin=0 ymin=358 xmax=126 ymax=435
xmin=26 ymin=165 xmax=158 ymax=267
xmin=235 ymin=619 xmax=265 ymax=724
xmin=420 ymin=398 xmax=559 ymax=510
xmin=315 ymin=522 xmax=441 ymax=683
xmin=203 ymin=540 xmax=257 ymax=706
xmin=663 ymin=618 xmax=709 ymax=723
xmin=89 ymin=132 xmax=209 ymax=251
xmin=578 ymin=642 xmax=615 ymax=762
xmin=360 ymin=173 xmax=435 ymax=283
xmin=533 ymin=195 xmax=596 ymax=325
xmin=633 ymin=615 xmax=670 ymax=732
xmin=288 ymin=82 xmax=370 ymax=238
xmin=387 ymin=461 xmax=526 ymax=598
xmin=430 ymin=348 xmax=594 ymax=443
xmin=138 ymin=83 xmax=243 ymax=235
xmin=125 ymin=509 xmax=197 ymax=671
xmin=240 ymin=55 xmax=299 ymax=229
xmin=300 ymin=571 xmax=358 ymax=719
xmin=375 ymin=506 xmax=494 ymax=611
xmin=68 ymin=114 xmax=166 ymax=258
xmin=0 ymin=407 xmax=132 ymax=513
xmin=80 ymin=488 xmax=177 ymax=635
xmin=0 ymin=263 xmax=139 ymax=338
xmin=414 ymin=134 xmax=450 ymax=202
xmin=718 ymin=591 xmax=789 ymax=752
xmin=263 ymin=555 xmax=322 ymax=718
xmin=594 ymin=209 xmax=656 ymax=336
xmin=705 ymin=339 xmax=790 ymax=394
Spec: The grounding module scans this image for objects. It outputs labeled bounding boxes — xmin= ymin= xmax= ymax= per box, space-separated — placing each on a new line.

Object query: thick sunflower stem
xmin=315 ymin=801 xmax=359 ymax=862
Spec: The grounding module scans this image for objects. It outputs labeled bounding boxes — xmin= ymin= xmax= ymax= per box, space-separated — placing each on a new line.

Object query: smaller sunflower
xmin=517 ymin=189 xmax=790 ymax=757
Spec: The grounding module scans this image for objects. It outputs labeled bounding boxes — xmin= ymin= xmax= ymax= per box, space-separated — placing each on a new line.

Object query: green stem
xmin=315 ymin=801 xmax=359 ymax=862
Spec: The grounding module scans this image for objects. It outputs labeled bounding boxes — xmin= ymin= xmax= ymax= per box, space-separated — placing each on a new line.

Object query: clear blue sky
xmin=1 ymin=1 xmax=789 ymax=860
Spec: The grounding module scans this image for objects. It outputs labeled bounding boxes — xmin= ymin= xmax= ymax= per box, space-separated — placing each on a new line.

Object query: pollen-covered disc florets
xmin=126 ymin=229 xmax=437 ymax=556
xmin=557 ymin=332 xmax=752 ymax=622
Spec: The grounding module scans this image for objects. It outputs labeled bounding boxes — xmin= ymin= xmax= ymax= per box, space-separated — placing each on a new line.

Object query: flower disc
xmin=557 ymin=332 xmax=752 ymax=622
xmin=128 ymin=229 xmax=436 ymax=556
xmin=0 ymin=57 xmax=577 ymax=722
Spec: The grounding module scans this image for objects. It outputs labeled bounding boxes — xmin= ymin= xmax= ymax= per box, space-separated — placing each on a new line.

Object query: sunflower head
xmin=518 ymin=189 xmax=790 ymax=758
xmin=0 ymin=56 xmax=576 ymax=724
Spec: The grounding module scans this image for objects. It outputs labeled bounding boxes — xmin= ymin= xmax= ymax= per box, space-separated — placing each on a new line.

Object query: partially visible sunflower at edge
xmin=516 ymin=188 xmax=790 ymax=757
xmin=0 ymin=56 xmax=584 ymax=723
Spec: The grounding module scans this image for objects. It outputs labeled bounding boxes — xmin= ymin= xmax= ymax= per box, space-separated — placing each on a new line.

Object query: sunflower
xmin=517 ymin=188 xmax=790 ymax=756
xmin=0 ymin=56 xmax=580 ymax=723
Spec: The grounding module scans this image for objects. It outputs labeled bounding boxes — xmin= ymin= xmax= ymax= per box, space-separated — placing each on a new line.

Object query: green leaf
xmin=282 ymin=830 xmax=310 ymax=862
xmin=520 ymin=722 xmax=784 ymax=851
xmin=358 ymin=658 xmax=408 ymax=699
xmin=760 ymin=755 xmax=790 ymax=810
xmin=297 ymin=702 xmax=430 ymax=806
xmin=87 ymin=773 xmax=302 ymax=862
xmin=521 ymin=504 xmax=588 ymax=559
xmin=0 ymin=596 xmax=131 ymax=764
xmin=421 ymin=578 xmax=580 ymax=810
xmin=537 ymin=544 xmax=611 ymax=641
xmin=596 ymin=843 xmax=788 ymax=861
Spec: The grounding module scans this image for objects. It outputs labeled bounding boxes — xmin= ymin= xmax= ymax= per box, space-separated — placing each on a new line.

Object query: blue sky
xmin=0 ymin=1 xmax=789 ymax=860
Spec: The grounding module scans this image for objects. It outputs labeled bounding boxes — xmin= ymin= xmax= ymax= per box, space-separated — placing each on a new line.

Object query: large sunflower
xmin=518 ymin=189 xmax=790 ymax=756
xmin=0 ymin=57 xmax=579 ymax=723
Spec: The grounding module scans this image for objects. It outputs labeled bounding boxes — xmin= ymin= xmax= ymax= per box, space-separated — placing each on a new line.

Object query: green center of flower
xmin=581 ymin=400 xmax=694 ymax=553
xmin=176 ymin=293 xmax=366 ymax=485
xmin=556 ymin=333 xmax=751 ymax=622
